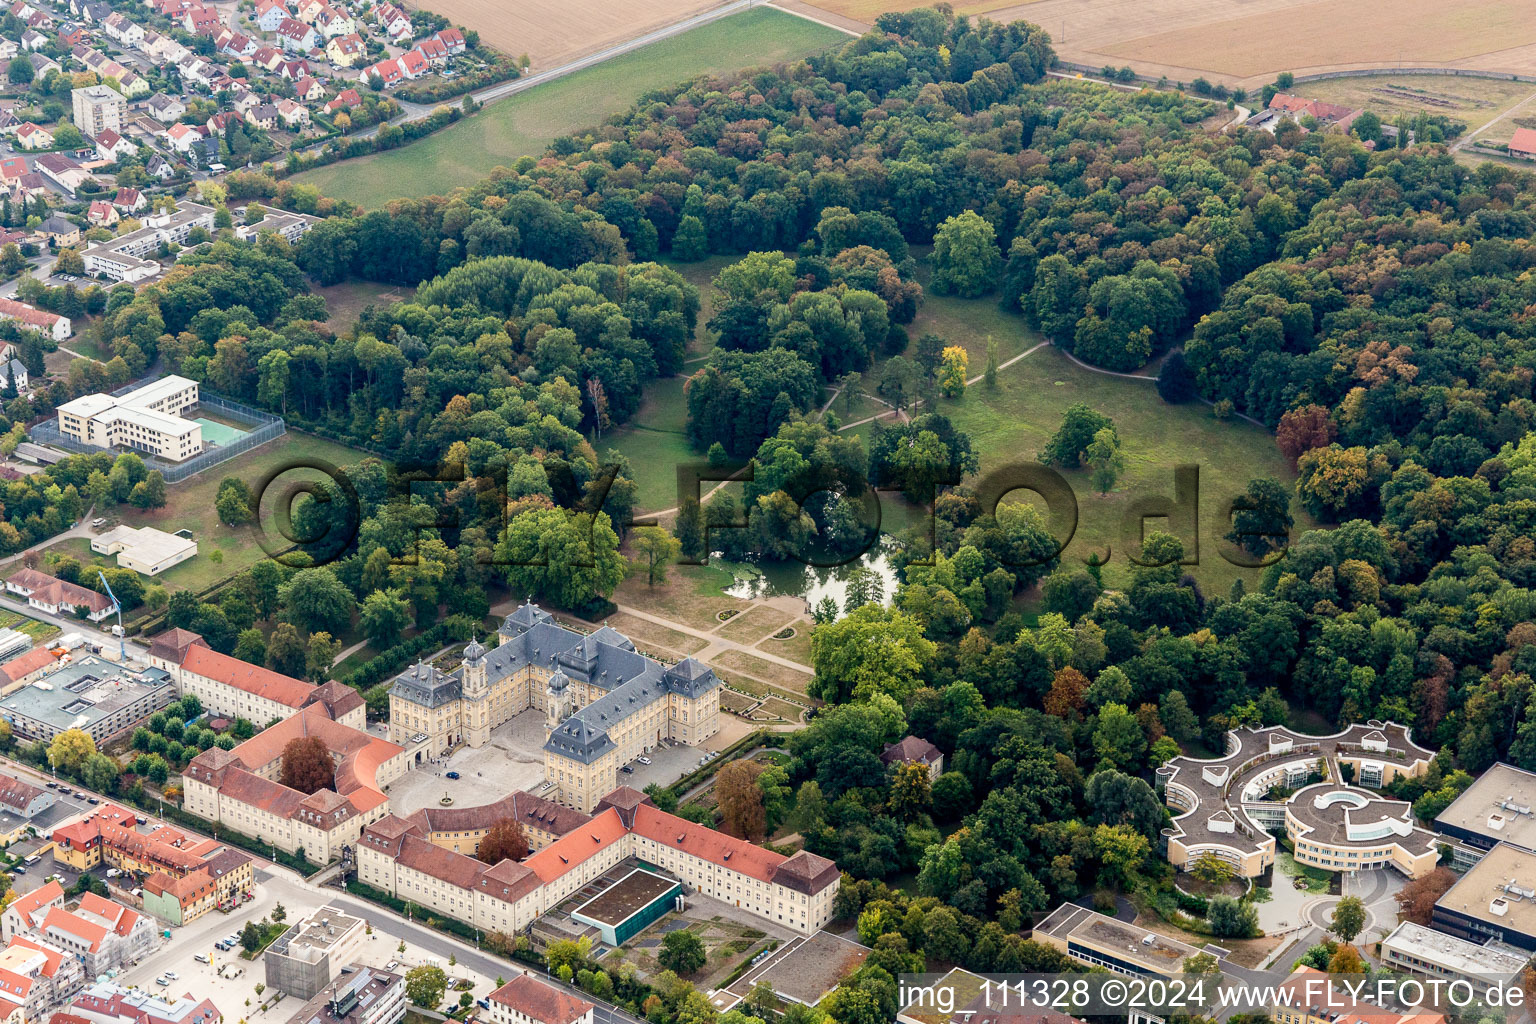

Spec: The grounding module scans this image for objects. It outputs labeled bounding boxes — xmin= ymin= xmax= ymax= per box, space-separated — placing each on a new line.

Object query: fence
xmin=28 ymin=391 xmax=285 ymax=483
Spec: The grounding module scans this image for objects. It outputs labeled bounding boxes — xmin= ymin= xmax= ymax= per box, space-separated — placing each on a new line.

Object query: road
xmin=0 ymin=592 xmax=147 ymax=662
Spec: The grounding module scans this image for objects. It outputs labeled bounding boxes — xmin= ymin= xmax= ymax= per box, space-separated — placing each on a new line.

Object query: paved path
xmin=836 ymin=340 xmax=1050 ymax=431
xmin=1454 ymin=84 xmax=1536 ymax=151
xmin=607 ymin=601 xmax=813 ymax=677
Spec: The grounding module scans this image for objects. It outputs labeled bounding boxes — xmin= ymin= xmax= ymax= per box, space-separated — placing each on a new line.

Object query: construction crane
xmin=96 ymin=570 xmax=125 ymax=662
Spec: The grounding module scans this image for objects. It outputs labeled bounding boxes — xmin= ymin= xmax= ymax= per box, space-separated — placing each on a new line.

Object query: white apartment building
xmin=81 ymin=201 xmax=215 ymax=283
xmin=57 ymin=375 xmax=203 ymax=461
xmin=71 ymin=85 xmax=126 ymax=136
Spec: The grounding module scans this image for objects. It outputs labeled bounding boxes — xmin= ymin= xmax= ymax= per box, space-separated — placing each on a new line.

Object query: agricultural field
xmin=801 ymin=0 xmax=1536 ymax=88
xmin=293 ymin=8 xmax=847 ymax=208
xmin=409 ymin=0 xmax=718 ymax=69
xmin=1301 ymin=74 xmax=1536 ymax=141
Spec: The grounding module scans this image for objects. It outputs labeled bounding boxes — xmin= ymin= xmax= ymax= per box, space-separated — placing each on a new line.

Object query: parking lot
xmin=117 ymin=871 xmax=501 ymax=1014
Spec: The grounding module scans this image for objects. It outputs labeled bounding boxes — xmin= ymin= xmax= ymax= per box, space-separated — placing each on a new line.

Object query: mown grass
xmin=606 ymin=375 xmax=695 ymax=515
xmin=291 ymin=8 xmax=846 ymax=208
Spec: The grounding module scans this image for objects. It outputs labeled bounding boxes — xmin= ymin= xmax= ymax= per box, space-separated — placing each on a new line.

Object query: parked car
xmin=90 ymin=518 xmax=106 ymax=527
xmin=637 ymin=756 xmax=652 ymax=765
xmin=445 ymin=771 xmax=460 ymax=779
xmin=620 ymin=765 xmax=633 ymax=773
xmin=155 ymin=976 xmax=169 ymax=987
xmin=384 ymin=961 xmax=399 ymax=972
xmin=164 ymin=971 xmax=177 ymax=980
xmin=194 ymin=954 xmax=211 ymax=964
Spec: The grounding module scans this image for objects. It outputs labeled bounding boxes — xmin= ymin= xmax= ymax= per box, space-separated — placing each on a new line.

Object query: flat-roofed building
xmin=1034 ymin=903 xmax=1209 ymax=976
xmin=80 ymin=202 xmax=215 ymax=282
xmin=1156 ymin=721 xmax=1437 ymax=879
xmin=0 ymin=658 xmax=176 ymax=743
xmin=283 ymin=965 xmax=403 ymax=1024
xmin=1379 ymin=921 xmax=1529 ymax=983
xmin=91 ymin=525 xmax=197 ymax=575
xmin=263 ymin=906 xmax=367 ymax=999
xmin=1433 ymin=762 xmax=1536 ymax=867
xmin=1432 ymin=842 xmax=1536 ymax=952
xmin=57 ymin=376 xmax=203 ymax=462
xmin=71 ymin=85 xmax=125 ymax=136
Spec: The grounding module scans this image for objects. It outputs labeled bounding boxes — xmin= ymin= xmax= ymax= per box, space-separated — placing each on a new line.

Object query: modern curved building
xmin=1156 ymin=721 xmax=1439 ymax=879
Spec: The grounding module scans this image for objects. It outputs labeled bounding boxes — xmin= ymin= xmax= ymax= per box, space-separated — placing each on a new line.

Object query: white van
xmin=194 ymin=953 xmax=211 ymax=964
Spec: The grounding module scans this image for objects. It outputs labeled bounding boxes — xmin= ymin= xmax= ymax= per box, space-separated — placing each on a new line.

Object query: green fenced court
xmin=194 ymin=418 xmax=248 ymax=446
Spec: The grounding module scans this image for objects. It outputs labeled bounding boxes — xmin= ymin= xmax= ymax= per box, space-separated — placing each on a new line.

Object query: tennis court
xmin=194 ymin=418 xmax=248 ymax=447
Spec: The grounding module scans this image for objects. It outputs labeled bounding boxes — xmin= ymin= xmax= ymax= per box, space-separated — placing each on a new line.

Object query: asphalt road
xmin=0 ymin=593 xmax=147 ymax=663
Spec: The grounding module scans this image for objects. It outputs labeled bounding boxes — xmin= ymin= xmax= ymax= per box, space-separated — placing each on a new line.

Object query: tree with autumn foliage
xmin=1276 ymin=404 xmax=1336 ymax=468
xmin=477 ymin=818 xmax=530 ymax=864
xmin=1044 ymin=666 xmax=1089 ymax=718
xmin=1394 ymin=867 xmax=1457 ymax=925
xmin=715 ymin=760 xmax=767 ymax=840
xmin=279 ymin=736 xmax=334 ymax=795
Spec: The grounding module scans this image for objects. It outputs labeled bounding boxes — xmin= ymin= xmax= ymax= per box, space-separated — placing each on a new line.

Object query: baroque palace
xmin=388 ymin=603 xmax=722 ymax=811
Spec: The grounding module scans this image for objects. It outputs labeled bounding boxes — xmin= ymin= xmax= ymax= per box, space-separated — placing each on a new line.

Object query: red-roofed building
xmin=87 ymin=200 xmax=118 ymax=226
xmin=4 ymin=568 xmax=109 ymax=619
xmin=37 ymin=897 xmax=152 ymax=975
xmin=1 ymin=881 xmax=63 ymax=941
xmin=0 ymin=645 xmax=58 ymax=687
xmin=357 ymin=786 xmax=839 ymax=939
xmin=395 ymin=49 xmax=425 ymax=78
xmin=323 ymin=88 xmax=360 ymax=114
xmin=181 ymin=5 xmax=219 ymax=34
xmin=181 ymin=703 xmax=409 ymax=863
xmin=433 ymin=28 xmax=464 ymax=54
xmin=358 ymin=58 xmax=399 ymax=87
xmin=0 ymin=934 xmax=84 ymax=1023
xmin=148 ymin=629 xmax=328 ymax=724
xmin=68 ymin=980 xmax=222 ymax=1024
xmin=1510 ymin=127 xmax=1536 ymax=159
xmin=488 ymin=976 xmax=592 ymax=1024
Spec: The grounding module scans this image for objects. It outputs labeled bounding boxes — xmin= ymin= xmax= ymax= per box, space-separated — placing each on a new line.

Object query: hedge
xmin=662 ymin=728 xmax=784 ymax=798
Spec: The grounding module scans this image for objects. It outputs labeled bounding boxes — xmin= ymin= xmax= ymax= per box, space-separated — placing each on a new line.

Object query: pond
xmin=716 ymin=541 xmax=900 ymax=612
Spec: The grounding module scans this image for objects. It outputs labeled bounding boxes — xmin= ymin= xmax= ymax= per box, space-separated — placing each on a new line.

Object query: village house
xmin=325 ymin=32 xmax=364 ymax=67
xmin=277 ymin=98 xmax=310 ymax=127
xmin=112 ymin=186 xmax=146 ymax=213
xmin=293 ymin=75 xmax=324 ymax=101
xmin=146 ymin=93 xmax=185 ymax=123
xmin=275 ymin=16 xmax=317 ymax=50
xmin=14 ymin=123 xmax=50 ymax=150
xmin=87 ymin=200 xmax=118 ymax=226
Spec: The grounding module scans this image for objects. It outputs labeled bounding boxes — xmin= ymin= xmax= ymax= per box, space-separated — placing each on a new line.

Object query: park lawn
xmin=291 ymin=8 xmax=846 ymax=208
xmin=114 ymin=431 xmax=379 ymax=594
xmin=606 ymin=375 xmax=695 ymax=514
xmin=662 ymin=253 xmax=737 ymax=362
xmin=940 ymin=343 xmax=1314 ymax=597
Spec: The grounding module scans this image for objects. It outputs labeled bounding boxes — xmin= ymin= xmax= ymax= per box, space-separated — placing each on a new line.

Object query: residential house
xmin=57 ymin=25 xmax=90 ymax=49
xmin=0 ymin=358 xmax=28 ymax=396
xmin=36 ymin=211 xmax=82 ymax=244
xmin=37 ymin=895 xmax=154 ymax=977
xmin=18 ymin=28 xmax=47 ymax=50
xmin=206 ymin=111 xmax=242 ymax=134
xmin=0 ymin=158 xmax=24 ymax=187
xmin=323 ymin=87 xmax=359 ymax=114
xmin=247 ymin=104 xmax=278 ymax=130
xmin=417 ymin=37 xmax=446 ymax=64
xmin=232 ymin=91 xmax=263 ymax=115
xmin=276 ymin=59 xmax=311 ymax=79
xmin=145 ymin=153 xmax=174 ymax=179
xmin=253 ymin=45 xmax=283 ymax=70
xmin=182 ymin=5 xmax=221 ymax=34
xmin=254 ymin=0 xmax=288 ymax=31
xmin=166 ymin=122 xmax=203 ymax=153
xmin=358 ymin=58 xmax=399 ymax=87
xmin=293 ymin=76 xmax=324 ymax=101
xmin=115 ymin=71 xmax=149 ymax=97
xmin=102 ymin=11 xmax=144 ymax=46
xmin=11 ymin=173 xmax=47 ymax=200
xmin=218 ymin=31 xmax=257 ymax=58
xmin=146 ymin=93 xmax=186 ymax=123
xmin=325 ymin=32 xmax=364 ymax=67
xmin=275 ymin=17 xmax=317 ymax=51
xmin=1 ymin=882 xmax=63 ymax=943
xmin=312 ymin=5 xmax=354 ymax=38
xmin=434 ymin=28 xmax=465 ymax=54
xmin=880 ymin=735 xmax=944 ymax=781
xmin=94 ymin=129 xmax=135 ymax=162
xmin=112 ymin=187 xmax=145 ymax=213
xmin=27 ymin=53 xmax=60 ymax=76
xmin=395 ymin=48 xmax=425 ymax=79
xmin=87 ymin=200 xmax=118 ymax=226
xmin=374 ymin=1 xmax=410 ymax=40
xmin=276 ymin=98 xmax=309 ymax=127
xmin=14 ymin=123 xmax=50 ymax=150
